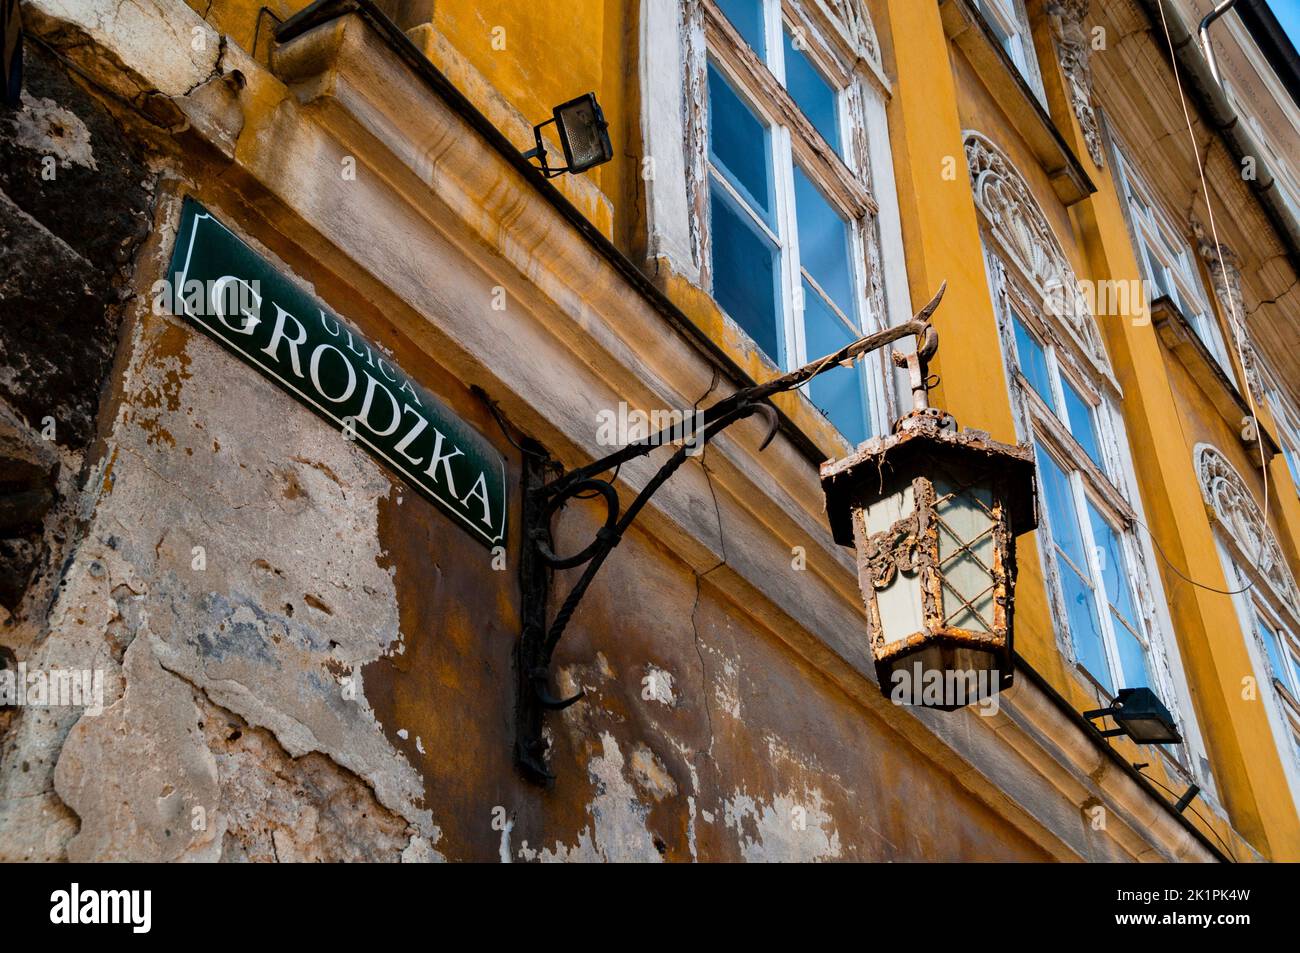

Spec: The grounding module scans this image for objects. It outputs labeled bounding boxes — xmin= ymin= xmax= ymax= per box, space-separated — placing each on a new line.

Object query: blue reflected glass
xmin=1260 ymin=619 xmax=1287 ymax=683
xmin=715 ymin=0 xmax=765 ymax=58
xmin=1113 ymin=613 xmax=1152 ymax=689
xmin=783 ymin=29 xmax=840 ymax=153
xmin=1062 ymin=379 xmax=1103 ymax=469
xmin=793 ymin=168 xmax=854 ymax=315
xmin=1086 ymin=503 xmax=1138 ymax=630
xmin=710 ymin=181 xmax=781 ymax=362
xmin=707 ymin=62 xmax=774 ymax=223
xmin=1061 ymin=562 xmax=1112 ymax=692
xmin=1283 ymin=445 xmax=1300 ymax=494
xmin=803 ymin=279 xmax=868 ymax=445
xmin=1035 ymin=446 xmax=1087 ymax=570
xmin=1013 ymin=316 xmax=1054 ymax=411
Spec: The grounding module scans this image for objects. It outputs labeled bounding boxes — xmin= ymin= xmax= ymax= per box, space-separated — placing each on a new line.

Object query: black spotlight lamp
xmin=1084 ymin=687 xmax=1182 ymax=745
xmin=1174 ymin=783 xmax=1201 ymax=814
xmin=522 ymin=92 xmax=613 ymax=178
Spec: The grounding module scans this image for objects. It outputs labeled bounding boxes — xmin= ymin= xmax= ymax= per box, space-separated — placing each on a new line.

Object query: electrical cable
xmin=1134 ymin=763 xmax=1239 ymax=862
xmin=1153 ymin=0 xmax=1273 ymax=563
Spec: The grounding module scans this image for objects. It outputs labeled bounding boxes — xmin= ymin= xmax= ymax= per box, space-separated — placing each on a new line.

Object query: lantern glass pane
xmin=934 ymin=475 xmax=996 ymax=632
xmin=862 ymin=480 xmax=923 ymax=644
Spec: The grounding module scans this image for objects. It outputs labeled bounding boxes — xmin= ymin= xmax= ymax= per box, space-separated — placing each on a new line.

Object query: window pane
xmin=710 ymin=182 xmax=781 ymax=362
xmin=782 ymin=29 xmax=840 ymax=153
xmin=707 ymin=63 xmax=774 ymax=223
xmin=1062 ymin=379 xmax=1103 ymax=469
xmin=1260 ymin=618 xmax=1287 ymax=684
xmin=803 ymin=279 xmax=868 ymax=445
xmin=1283 ymin=444 xmax=1300 ymax=495
xmin=1061 ymin=561 xmax=1112 ymax=692
xmin=1013 ymin=316 xmax=1054 ymax=410
xmin=1113 ymin=612 xmax=1152 ymax=689
xmin=1192 ymin=311 xmax=1233 ymax=375
xmin=976 ymin=0 xmax=1028 ymax=76
xmin=1086 ymin=503 xmax=1139 ymax=630
xmin=793 ymin=168 xmax=854 ymax=315
xmin=715 ymin=0 xmax=765 ymax=59
xmin=1035 ymin=447 xmax=1087 ymax=570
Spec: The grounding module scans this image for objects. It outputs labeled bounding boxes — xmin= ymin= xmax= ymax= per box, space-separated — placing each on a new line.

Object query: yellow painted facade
xmin=414 ymin=0 xmax=1300 ymax=859
xmin=6 ymin=0 xmax=1300 ymax=862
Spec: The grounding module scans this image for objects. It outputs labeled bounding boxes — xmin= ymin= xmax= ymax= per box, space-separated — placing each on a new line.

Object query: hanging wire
xmin=1150 ymin=0 xmax=1273 ymax=577
xmin=1133 ymin=763 xmax=1239 ymax=862
xmin=1131 ymin=514 xmax=1253 ymax=596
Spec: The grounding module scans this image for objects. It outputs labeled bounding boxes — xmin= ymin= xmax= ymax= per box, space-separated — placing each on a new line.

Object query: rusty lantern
xmin=821 ymin=343 xmax=1037 ymax=711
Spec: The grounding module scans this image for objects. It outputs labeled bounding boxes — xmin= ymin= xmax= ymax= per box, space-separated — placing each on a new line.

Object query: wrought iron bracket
xmin=515 ymin=284 xmax=947 ymax=784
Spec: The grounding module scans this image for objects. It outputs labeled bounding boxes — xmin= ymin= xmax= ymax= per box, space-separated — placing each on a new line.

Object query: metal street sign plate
xmin=164 ymin=197 xmax=507 ymax=547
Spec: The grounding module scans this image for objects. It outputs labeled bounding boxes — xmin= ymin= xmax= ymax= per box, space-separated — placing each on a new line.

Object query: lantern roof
xmin=820 ymin=422 xmax=1038 ymax=547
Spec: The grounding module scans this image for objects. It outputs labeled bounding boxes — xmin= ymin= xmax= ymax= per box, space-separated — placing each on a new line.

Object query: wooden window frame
xmin=1110 ymin=138 xmax=1238 ymax=380
xmin=973 ymin=0 xmax=1047 ymax=105
xmin=692 ymin=0 xmax=895 ymax=441
xmin=982 ymin=244 xmax=1214 ymax=796
xmin=1220 ymin=543 xmax=1300 ymax=795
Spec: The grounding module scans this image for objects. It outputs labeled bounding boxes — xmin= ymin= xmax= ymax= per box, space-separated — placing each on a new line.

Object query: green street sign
xmin=164 ymin=197 xmax=507 ymax=547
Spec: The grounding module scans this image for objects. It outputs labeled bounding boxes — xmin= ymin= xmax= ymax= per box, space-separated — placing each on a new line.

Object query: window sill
xmin=1150 ymin=296 xmax=1280 ymax=462
xmin=938 ymin=0 xmax=1094 ymax=206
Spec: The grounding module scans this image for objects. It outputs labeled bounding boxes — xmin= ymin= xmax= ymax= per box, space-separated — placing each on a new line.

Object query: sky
xmin=1267 ymin=0 xmax=1300 ymax=53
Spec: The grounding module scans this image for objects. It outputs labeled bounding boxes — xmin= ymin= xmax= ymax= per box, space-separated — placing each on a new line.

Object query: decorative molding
xmin=1196 ymin=443 xmax=1300 ymax=615
xmin=964 ymin=131 xmax=1110 ymax=370
xmin=817 ymin=0 xmax=881 ymax=69
xmin=683 ymin=0 xmax=710 ymax=279
xmin=1046 ymin=0 xmax=1104 ymax=167
xmin=1191 ymin=221 xmax=1262 ymax=395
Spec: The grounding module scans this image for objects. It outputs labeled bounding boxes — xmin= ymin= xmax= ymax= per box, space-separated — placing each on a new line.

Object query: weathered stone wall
xmin=0 ymin=1 xmax=1220 ymax=862
xmin=0 ymin=45 xmax=1050 ymax=856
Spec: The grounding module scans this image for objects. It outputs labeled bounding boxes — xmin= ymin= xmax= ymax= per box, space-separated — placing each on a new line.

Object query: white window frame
xmin=967 ymin=132 xmax=1215 ymax=794
xmin=688 ymin=0 xmax=905 ymax=442
xmin=1111 ymin=140 xmax=1237 ymax=380
xmin=1266 ymin=386 xmax=1300 ymax=498
xmin=990 ymin=261 xmax=1215 ymax=793
xmin=996 ymin=273 xmax=1165 ymax=690
xmin=1219 ymin=541 xmax=1300 ymax=807
xmin=973 ymin=0 xmax=1047 ymax=105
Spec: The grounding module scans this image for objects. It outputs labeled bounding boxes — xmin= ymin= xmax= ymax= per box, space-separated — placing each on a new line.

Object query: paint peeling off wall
xmin=0 ymin=291 xmax=446 ymax=860
xmin=723 ymin=789 xmax=842 ymax=862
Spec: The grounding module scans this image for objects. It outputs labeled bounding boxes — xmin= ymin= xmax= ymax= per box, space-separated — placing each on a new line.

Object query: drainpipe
xmin=1199 ymin=0 xmax=1240 ymax=86
xmin=1133 ymin=0 xmax=1300 ymax=279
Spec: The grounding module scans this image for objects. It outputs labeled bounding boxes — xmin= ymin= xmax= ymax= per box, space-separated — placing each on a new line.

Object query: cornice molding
xmin=964 ymin=130 xmax=1111 ymax=372
xmin=1196 ymin=442 xmax=1300 ymax=617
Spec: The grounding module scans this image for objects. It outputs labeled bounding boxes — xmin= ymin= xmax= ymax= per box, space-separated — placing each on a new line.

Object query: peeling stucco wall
xmin=0 ymin=170 xmax=1051 ymax=860
xmin=0 ymin=4 xmax=1098 ymax=863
